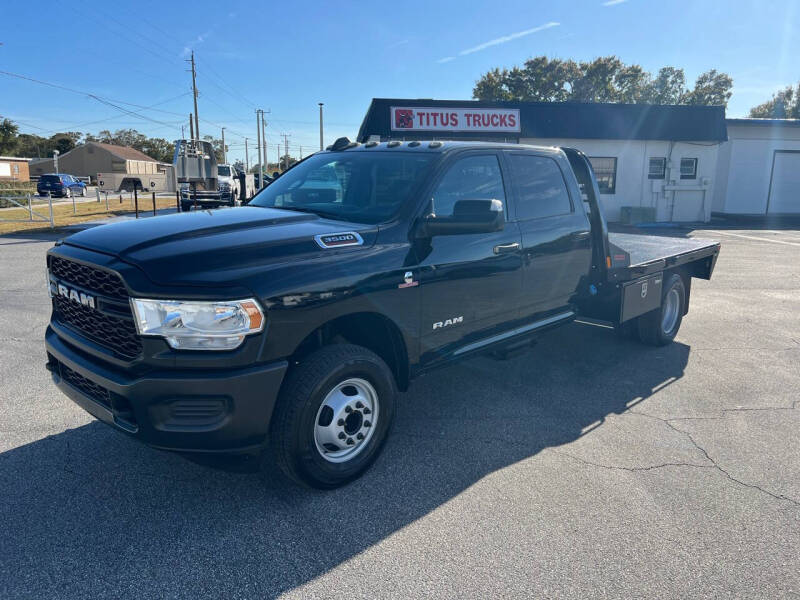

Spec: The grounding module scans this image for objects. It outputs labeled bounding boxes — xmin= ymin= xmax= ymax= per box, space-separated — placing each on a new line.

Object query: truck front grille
xmin=49 ymin=257 xmax=142 ymax=360
xmin=50 ymin=256 xmax=129 ymax=300
xmin=58 ymin=361 xmax=111 ymax=408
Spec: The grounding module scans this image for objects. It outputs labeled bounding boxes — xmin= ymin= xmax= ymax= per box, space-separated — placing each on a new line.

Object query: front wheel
xmin=269 ymin=344 xmax=396 ymax=489
xmin=637 ymin=273 xmax=686 ymax=346
xmin=64 ymin=188 xmax=71 ymax=198
xmin=80 ymin=187 xmax=87 ymax=197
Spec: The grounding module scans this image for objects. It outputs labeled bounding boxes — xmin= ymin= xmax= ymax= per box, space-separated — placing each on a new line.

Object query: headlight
xmin=130 ymin=298 xmax=264 ymax=350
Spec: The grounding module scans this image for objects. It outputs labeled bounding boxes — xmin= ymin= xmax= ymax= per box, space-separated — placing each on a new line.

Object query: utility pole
xmin=188 ymin=50 xmax=200 ymax=139
xmin=188 ymin=114 xmax=194 ymax=140
xmin=318 ymin=103 xmax=324 ymax=150
xmin=181 ymin=125 xmax=185 ymax=139
xmin=261 ymin=111 xmax=268 ymax=176
xmin=299 ymin=145 xmax=303 ymax=159
xmin=244 ymin=138 xmax=249 ymax=172
xmin=255 ymin=109 xmax=262 ymax=188
xmin=281 ymin=133 xmax=290 ymax=172
xmin=221 ymin=127 xmax=226 ymax=163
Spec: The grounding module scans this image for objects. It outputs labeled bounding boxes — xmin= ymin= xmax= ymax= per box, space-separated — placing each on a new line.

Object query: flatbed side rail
xmin=609 ymin=242 xmax=720 ymax=281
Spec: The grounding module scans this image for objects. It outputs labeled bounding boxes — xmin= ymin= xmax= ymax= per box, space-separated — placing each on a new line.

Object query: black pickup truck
xmin=45 ymin=139 xmax=720 ymax=488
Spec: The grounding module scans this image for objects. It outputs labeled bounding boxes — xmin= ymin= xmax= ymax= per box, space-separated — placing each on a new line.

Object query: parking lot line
xmin=711 ymin=230 xmax=800 ymax=247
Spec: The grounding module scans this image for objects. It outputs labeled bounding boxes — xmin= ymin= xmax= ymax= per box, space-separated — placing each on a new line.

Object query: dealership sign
xmin=390 ymin=106 xmax=521 ymax=133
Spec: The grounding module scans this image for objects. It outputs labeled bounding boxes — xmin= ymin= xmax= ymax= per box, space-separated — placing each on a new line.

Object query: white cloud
xmin=458 ymin=22 xmax=560 ymax=56
xmin=436 ymin=22 xmax=560 ymax=64
xmin=602 ymin=0 xmax=628 ymax=6
xmin=387 ymin=39 xmax=410 ymax=49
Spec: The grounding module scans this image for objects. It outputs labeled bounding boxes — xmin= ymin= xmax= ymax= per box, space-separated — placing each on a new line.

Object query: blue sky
xmin=2 ymin=0 xmax=799 ymax=164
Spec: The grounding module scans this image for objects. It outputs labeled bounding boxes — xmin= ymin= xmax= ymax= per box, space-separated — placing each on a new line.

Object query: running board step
xmin=489 ymin=338 xmax=538 ymax=361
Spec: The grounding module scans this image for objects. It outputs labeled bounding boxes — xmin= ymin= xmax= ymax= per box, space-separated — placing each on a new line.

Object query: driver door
xmin=416 ymin=152 xmax=523 ymax=363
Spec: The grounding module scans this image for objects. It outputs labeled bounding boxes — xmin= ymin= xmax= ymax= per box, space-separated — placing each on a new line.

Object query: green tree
xmin=472 ymin=56 xmax=733 ymax=107
xmin=682 ymin=69 xmax=733 ymax=106
xmin=140 ymin=137 xmax=175 ymax=163
xmin=749 ymin=84 xmax=800 ymax=118
xmin=0 ymin=117 xmax=20 ymax=155
xmin=643 ymin=67 xmax=686 ymax=104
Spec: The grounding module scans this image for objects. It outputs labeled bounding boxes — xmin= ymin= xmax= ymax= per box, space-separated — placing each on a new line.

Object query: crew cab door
xmin=504 ymin=151 xmax=592 ymax=320
xmin=415 ymin=151 xmax=523 ymax=362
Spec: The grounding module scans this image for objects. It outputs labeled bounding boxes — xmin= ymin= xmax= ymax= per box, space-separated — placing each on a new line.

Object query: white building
xmin=358 ymin=99 xmax=800 ymax=222
xmin=713 ymin=119 xmax=800 ymax=216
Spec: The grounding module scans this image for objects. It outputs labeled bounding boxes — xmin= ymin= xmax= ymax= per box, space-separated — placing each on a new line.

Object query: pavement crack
xmin=664 ymin=420 xmax=800 ymax=509
xmin=554 ymin=450 xmax=712 ymax=473
xmin=625 ymin=410 xmax=800 ymax=509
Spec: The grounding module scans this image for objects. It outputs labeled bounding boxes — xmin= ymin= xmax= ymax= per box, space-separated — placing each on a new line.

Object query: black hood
xmin=63 ymin=207 xmax=377 ymax=288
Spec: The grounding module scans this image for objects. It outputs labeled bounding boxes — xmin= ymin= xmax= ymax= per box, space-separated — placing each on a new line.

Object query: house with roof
xmin=29 ymin=141 xmax=175 ymax=192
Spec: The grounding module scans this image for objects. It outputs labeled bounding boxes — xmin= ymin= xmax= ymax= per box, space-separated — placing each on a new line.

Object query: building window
xmin=648 ymin=157 xmax=666 ymax=179
xmin=680 ymin=158 xmax=697 ymax=180
xmin=588 ymin=157 xmax=617 ymax=194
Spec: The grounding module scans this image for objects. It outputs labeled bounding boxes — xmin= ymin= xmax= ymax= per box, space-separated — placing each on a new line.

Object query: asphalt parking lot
xmin=1 ymin=225 xmax=798 ymax=599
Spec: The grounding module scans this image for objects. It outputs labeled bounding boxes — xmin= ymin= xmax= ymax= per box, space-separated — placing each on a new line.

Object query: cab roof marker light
xmin=387 ymin=140 xmax=401 ymax=148
xmin=408 ymin=141 xmax=421 ymax=147
xmin=429 ymin=141 xmax=443 ymax=148
xmin=365 ymin=141 xmax=379 ymax=148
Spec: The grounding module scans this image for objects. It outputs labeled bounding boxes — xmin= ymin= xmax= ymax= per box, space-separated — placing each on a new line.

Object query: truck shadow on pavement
xmin=0 ymin=321 xmax=689 ymax=598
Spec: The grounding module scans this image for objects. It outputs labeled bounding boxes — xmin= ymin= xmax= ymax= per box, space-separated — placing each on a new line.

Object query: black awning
xmin=357 ymin=98 xmax=728 ymax=143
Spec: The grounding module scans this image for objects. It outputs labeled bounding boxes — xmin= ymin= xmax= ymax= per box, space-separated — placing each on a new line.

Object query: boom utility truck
xmin=174 ymin=139 xmax=240 ymax=210
xmin=45 ymin=139 xmax=720 ymax=488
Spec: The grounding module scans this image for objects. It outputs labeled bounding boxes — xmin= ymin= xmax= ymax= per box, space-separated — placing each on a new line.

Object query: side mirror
xmin=417 ymin=198 xmax=504 ymax=237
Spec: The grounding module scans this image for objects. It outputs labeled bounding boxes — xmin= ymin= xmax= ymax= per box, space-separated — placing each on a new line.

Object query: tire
xmin=80 ymin=187 xmax=87 ymax=197
xmin=181 ymin=202 xmax=193 ymax=213
xmin=269 ymin=344 xmax=397 ymax=489
xmin=637 ymin=273 xmax=686 ymax=346
xmin=64 ymin=188 xmax=71 ymax=198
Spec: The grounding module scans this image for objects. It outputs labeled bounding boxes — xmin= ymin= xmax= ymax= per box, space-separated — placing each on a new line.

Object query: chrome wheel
xmin=313 ymin=377 xmax=379 ymax=463
xmin=661 ymin=287 xmax=680 ymax=334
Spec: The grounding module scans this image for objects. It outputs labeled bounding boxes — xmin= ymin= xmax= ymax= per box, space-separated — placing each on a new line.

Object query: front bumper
xmin=45 ymin=325 xmax=288 ymax=454
xmin=180 ymin=191 xmax=235 ymax=205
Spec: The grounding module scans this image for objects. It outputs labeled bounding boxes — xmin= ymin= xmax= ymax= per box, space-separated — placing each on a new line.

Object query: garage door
xmin=768 ymin=151 xmax=800 ymax=214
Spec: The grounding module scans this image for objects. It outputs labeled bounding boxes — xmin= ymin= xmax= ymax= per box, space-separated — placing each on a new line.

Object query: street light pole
xmin=221 ymin=127 xmax=226 ymax=164
xmin=318 ymin=103 xmax=324 ymax=151
xmin=53 ymin=150 xmax=60 ymax=174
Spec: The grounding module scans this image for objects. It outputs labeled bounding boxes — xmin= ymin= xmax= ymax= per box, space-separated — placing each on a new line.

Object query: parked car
xmin=37 ymin=174 xmax=87 ymax=198
xmin=45 ymin=139 xmax=720 ymax=489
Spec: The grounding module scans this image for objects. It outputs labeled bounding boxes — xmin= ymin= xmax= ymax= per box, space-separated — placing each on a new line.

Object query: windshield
xmin=217 ymin=166 xmax=231 ymax=177
xmin=250 ymin=152 xmax=436 ymax=224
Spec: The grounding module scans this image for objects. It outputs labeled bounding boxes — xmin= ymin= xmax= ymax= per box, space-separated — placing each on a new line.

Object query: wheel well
xmin=666 ymin=267 xmax=692 ymax=316
xmin=293 ymin=313 xmax=410 ymax=391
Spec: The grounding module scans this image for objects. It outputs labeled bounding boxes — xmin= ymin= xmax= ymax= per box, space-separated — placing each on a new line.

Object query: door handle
xmin=493 ymin=242 xmax=520 ymax=255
